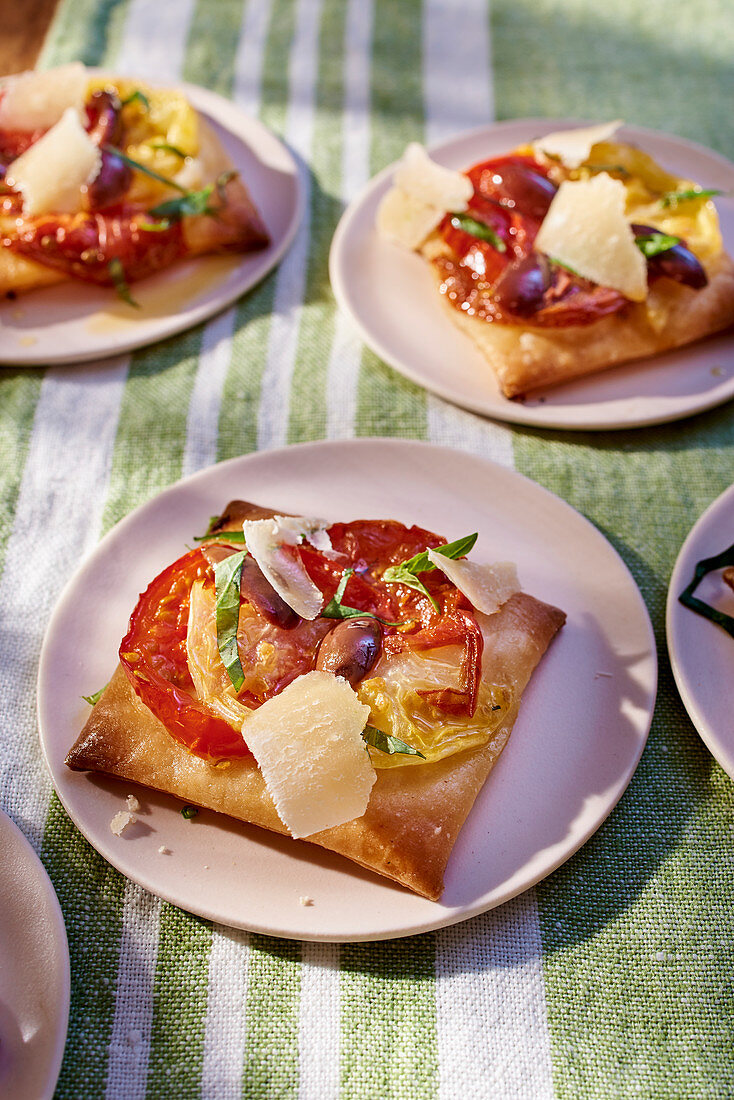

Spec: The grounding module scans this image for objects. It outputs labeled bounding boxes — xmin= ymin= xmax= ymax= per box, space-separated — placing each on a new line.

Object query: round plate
xmin=667 ymin=483 xmax=734 ymax=777
xmin=38 ymin=440 xmax=656 ymax=941
xmin=0 ymin=811 xmax=70 ymax=1099
xmin=330 ymin=120 xmax=734 ymax=431
xmin=1 ymin=83 xmax=303 ymax=366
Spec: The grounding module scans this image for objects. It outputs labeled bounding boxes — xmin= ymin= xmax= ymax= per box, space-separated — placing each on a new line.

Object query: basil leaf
xmin=635 ymin=232 xmax=681 ymax=258
xmin=383 ymin=532 xmax=478 ymax=581
xmin=138 ymin=219 xmax=172 ymax=233
xmin=194 ymin=529 xmax=247 ymax=543
xmin=550 ymin=255 xmax=581 ymax=276
xmin=679 ymin=541 xmax=734 ymax=639
xmin=102 ymin=144 xmax=186 ymax=193
xmin=150 ymin=140 xmax=187 ymax=158
xmin=380 ymin=566 xmax=438 ymax=612
xmin=661 ymin=187 xmax=723 ymax=209
xmin=450 ymin=213 xmax=507 ymax=252
xmin=321 ymin=568 xmax=403 ymax=624
xmin=180 ymin=805 xmax=199 ymax=819
xmin=214 ymin=550 xmax=247 ymax=691
xmin=121 ymin=89 xmax=150 ymax=111
xmin=584 ymin=164 xmax=630 ymax=177
xmin=82 ymin=683 xmax=108 ymax=706
xmin=363 ymin=725 xmax=425 ymax=759
xmin=149 ymin=170 xmax=239 ymax=223
xmin=107 ymin=258 xmax=139 ymax=308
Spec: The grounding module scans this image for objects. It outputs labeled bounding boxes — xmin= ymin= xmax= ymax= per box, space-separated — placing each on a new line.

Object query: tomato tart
xmin=377 ymin=122 xmax=734 ymax=397
xmin=0 ymin=63 xmax=269 ymax=301
xmin=66 ymin=500 xmax=565 ymax=900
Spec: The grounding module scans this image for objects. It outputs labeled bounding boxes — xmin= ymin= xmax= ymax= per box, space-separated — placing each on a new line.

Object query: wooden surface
xmin=0 ymin=0 xmax=61 ymax=77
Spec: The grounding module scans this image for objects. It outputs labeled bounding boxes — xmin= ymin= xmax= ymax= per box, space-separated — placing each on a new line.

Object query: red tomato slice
xmin=119 ymin=521 xmax=484 ymax=762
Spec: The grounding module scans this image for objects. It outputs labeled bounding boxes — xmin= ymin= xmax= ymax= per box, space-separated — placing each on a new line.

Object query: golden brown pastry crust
xmin=66 ymin=591 xmax=565 ymax=900
xmin=423 ymin=244 xmax=734 ymax=398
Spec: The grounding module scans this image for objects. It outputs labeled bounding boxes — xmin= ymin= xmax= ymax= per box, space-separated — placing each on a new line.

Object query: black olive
xmin=82 ymin=150 xmax=133 ymax=211
xmin=492 ymin=162 xmax=558 ymax=219
xmin=316 ymin=618 xmax=382 ymax=688
xmin=632 ymin=223 xmax=708 ymax=290
xmin=492 ymin=252 xmax=551 ymax=315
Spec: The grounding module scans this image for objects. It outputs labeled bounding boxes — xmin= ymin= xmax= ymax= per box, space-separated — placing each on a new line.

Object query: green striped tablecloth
xmin=2 ymin=1 xmax=733 ymax=1096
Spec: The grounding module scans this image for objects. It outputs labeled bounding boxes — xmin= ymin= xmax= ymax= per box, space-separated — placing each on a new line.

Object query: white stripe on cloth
xmin=423 ymin=0 xmax=513 ymax=469
xmin=325 ymin=0 xmax=374 ymax=440
xmin=298 ymin=942 xmax=341 ymax=1100
xmin=423 ymin=3 xmax=553 ymax=1097
xmin=103 ymin=10 xmax=198 ymax=1100
xmin=435 ymin=893 xmax=555 ymax=1100
xmin=181 ymin=306 xmax=236 ymax=478
xmin=105 ymin=886 xmax=162 ymax=1100
xmin=0 ymin=359 xmax=128 ymax=850
xmin=200 ymin=926 xmax=251 ymax=1099
xmin=114 ymin=0 xmax=198 ymax=81
xmin=257 ymin=0 xmax=323 ymax=451
xmin=233 ymin=0 xmax=273 ymax=118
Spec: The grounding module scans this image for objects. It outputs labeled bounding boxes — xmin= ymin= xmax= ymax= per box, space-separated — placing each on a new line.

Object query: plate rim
xmin=666 ymin=481 xmax=734 ymax=777
xmin=0 ymin=809 xmax=70 ymax=1099
xmin=37 ymin=438 xmax=657 ymax=940
xmin=329 ymin=118 xmax=734 ymax=432
xmin=0 ymin=78 xmax=304 ymax=367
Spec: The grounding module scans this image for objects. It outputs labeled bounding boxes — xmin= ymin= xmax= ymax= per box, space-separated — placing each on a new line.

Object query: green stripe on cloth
xmin=287 ymin=0 xmax=346 ymax=445
xmin=490 ymin=0 xmax=734 ymax=153
xmin=38 ymin=0 xmax=131 ymax=69
xmin=183 ymin=0 xmax=248 ymax=96
xmin=356 ymin=0 xmax=428 ymax=439
xmin=242 ymin=935 xmax=301 ymax=1098
xmin=100 ymin=335 xmax=202 ymax=531
xmin=145 ymin=905 xmax=212 ymax=1096
xmin=217 ymin=0 xmax=294 ymax=461
xmin=0 ymin=371 xmax=42 ymax=571
xmin=42 ymin=795 xmax=126 ymax=1100
xmin=340 ymin=939 xmax=438 ymax=1099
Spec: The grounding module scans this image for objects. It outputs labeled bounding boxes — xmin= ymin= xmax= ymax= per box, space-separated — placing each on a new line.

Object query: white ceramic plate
xmin=38 ymin=440 xmax=656 ymax=941
xmin=667 ymin=483 xmax=734 ymax=776
xmin=1 ymin=83 xmax=303 ymax=366
xmin=330 ymin=120 xmax=734 ymax=431
xmin=0 ymin=811 xmax=70 ymax=1099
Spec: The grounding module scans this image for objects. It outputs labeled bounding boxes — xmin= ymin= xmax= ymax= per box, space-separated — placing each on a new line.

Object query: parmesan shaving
xmin=377 ymin=142 xmax=472 ymax=251
xmin=0 ymin=63 xmax=88 ymax=132
xmin=534 ymin=173 xmax=648 ymax=301
xmin=533 ymin=120 xmax=623 ymax=168
xmin=241 ymin=516 xmax=329 ymax=619
xmin=6 ymin=107 xmax=102 ymax=216
xmin=425 ymin=550 xmax=520 ymax=614
xmin=241 ymin=671 xmax=374 ymax=838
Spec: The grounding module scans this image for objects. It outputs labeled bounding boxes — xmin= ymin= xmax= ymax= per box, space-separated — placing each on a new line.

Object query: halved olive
xmin=316 ymin=617 xmax=382 ymax=687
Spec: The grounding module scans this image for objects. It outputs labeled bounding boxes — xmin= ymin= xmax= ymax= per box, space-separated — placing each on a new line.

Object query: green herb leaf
xmin=150 ymin=140 xmax=188 ymax=158
xmin=679 ymin=541 xmax=734 ymax=639
xmin=550 ymin=255 xmax=581 ymax=276
xmin=321 ymin=568 xmax=403 ymax=624
xmin=107 ymin=258 xmax=139 ymax=308
xmin=82 ymin=683 xmax=108 ymax=706
xmin=382 ymin=532 xmax=478 ymax=613
xmin=214 ymin=550 xmax=247 ymax=691
xmin=138 ymin=219 xmax=172 ymax=233
xmin=661 ymin=187 xmax=723 ymax=209
xmin=181 ymin=805 xmax=199 ymax=819
xmin=121 ymin=89 xmax=150 ymax=111
xmin=449 ymin=213 xmax=507 ymax=252
xmin=635 ymin=231 xmax=681 ymax=258
xmin=583 ymin=164 xmax=630 ymax=177
xmin=363 ymin=725 xmax=425 ymax=758
xmin=103 ymin=144 xmax=186 ymax=192
xmin=149 ymin=183 xmax=215 ymax=221
xmin=194 ymin=529 xmax=247 ymax=544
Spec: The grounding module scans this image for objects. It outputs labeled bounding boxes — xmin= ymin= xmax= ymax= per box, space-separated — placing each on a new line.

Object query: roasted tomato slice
xmin=120 ymin=520 xmax=485 ymax=762
xmin=6 ymin=207 xmax=185 ymax=285
xmin=120 ymin=548 xmax=250 ymax=761
xmin=436 ymin=152 xmax=629 ymax=327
